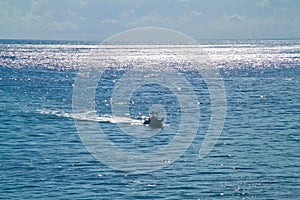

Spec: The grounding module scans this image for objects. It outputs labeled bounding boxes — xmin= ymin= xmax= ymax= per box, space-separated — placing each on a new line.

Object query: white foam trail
xmin=37 ymin=109 xmax=143 ymax=125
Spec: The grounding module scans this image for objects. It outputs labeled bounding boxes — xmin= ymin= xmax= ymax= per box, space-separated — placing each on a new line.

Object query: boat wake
xmin=37 ymin=109 xmax=144 ymax=125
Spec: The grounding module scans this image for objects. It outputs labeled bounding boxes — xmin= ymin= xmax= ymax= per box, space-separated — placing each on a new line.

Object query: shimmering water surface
xmin=0 ymin=39 xmax=299 ymax=199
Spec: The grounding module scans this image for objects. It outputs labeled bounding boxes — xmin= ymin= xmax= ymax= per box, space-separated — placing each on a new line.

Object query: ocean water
xmin=0 ymin=39 xmax=299 ymax=199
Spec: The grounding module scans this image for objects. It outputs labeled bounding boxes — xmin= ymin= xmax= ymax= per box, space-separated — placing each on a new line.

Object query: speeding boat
xmin=143 ymin=111 xmax=164 ymax=128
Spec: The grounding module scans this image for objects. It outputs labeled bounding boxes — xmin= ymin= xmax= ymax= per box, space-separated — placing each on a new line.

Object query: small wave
xmin=37 ymin=109 xmax=143 ymax=125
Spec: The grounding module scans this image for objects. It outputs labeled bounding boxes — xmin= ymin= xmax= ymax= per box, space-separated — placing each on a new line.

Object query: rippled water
xmin=0 ymin=39 xmax=299 ymax=199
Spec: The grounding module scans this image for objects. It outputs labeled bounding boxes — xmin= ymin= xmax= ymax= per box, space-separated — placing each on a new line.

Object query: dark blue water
xmin=0 ymin=40 xmax=299 ymax=199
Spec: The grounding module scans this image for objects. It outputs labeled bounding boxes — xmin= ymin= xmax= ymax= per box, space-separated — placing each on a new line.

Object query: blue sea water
xmin=0 ymin=39 xmax=299 ymax=199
